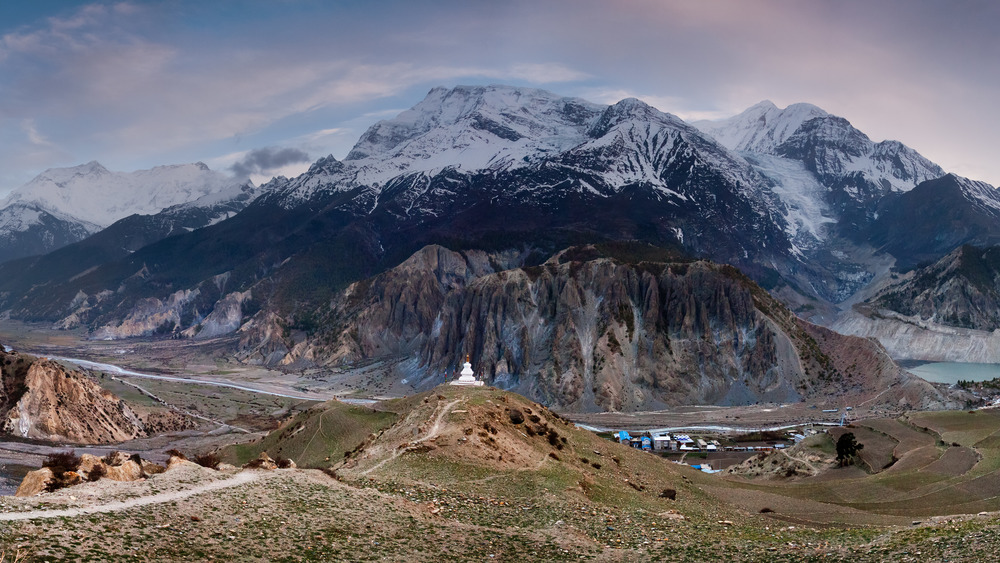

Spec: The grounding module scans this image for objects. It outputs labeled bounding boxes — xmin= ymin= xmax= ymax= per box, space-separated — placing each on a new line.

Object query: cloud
xmin=229 ymin=147 xmax=311 ymax=178
xmin=21 ymin=118 xmax=50 ymax=146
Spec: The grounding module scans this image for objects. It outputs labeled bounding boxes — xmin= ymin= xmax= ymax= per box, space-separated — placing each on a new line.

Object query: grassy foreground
xmin=4 ymin=387 xmax=1000 ymax=561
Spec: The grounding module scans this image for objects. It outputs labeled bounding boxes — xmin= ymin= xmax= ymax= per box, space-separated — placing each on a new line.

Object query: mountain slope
xmin=868 ymin=174 xmax=1000 ymax=269
xmin=870 ymin=245 xmax=1000 ymax=331
xmin=0 ymin=202 xmax=100 ymax=263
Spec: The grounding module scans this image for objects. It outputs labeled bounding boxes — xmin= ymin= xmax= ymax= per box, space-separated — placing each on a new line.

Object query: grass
xmin=17 ymin=398 xmax=1000 ymax=560
xmin=220 ymin=400 xmax=397 ymax=468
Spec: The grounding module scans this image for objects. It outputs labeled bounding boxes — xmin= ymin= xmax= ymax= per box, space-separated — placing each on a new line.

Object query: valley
xmin=0 ymin=83 xmax=997 ymax=561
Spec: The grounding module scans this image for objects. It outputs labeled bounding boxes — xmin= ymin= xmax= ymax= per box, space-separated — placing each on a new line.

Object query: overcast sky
xmin=1 ymin=0 xmax=998 ymax=193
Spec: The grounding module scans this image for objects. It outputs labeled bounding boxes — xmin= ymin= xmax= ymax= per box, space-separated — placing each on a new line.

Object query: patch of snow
xmin=743 ymin=154 xmax=835 ymax=248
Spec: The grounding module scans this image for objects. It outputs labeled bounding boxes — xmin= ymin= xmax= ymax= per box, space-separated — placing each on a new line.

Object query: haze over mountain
xmin=0 ymin=161 xmax=253 ymax=263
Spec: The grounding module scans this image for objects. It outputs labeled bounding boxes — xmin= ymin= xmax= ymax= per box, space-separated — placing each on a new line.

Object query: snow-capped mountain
xmin=695 ymin=102 xmax=945 ymax=226
xmin=347 ymin=85 xmax=605 ymax=177
xmin=694 ymin=100 xmax=829 ymax=154
xmin=271 ymin=85 xmax=607 ymax=203
xmin=2 ymin=161 xmax=241 ymax=228
xmin=2 ymin=83 xmax=998 ymax=350
xmin=273 ymin=86 xmax=769 ymax=207
xmin=261 ymin=85 xmax=790 ymax=273
xmin=0 ymin=161 xmax=249 ymax=263
xmin=692 ymin=100 xmax=950 ymax=303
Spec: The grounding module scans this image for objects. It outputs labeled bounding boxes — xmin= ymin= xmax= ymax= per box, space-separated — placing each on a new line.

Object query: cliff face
xmin=871 ymin=245 xmax=1000 ymax=331
xmin=0 ymin=348 xmax=147 ymax=443
xmin=244 ymin=244 xmax=943 ymax=412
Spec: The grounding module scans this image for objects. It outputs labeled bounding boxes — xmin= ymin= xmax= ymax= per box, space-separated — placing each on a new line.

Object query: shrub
xmin=193 ymin=453 xmax=221 ymax=470
xmin=102 ymin=452 xmax=122 ymax=466
xmin=88 ymin=464 xmax=106 ymax=482
xmin=43 ymin=451 xmax=81 ymax=474
xmin=45 ymin=471 xmax=80 ymax=493
xmin=507 ymin=408 xmax=525 ymax=425
xmin=547 ymin=429 xmax=560 ymax=446
xmin=243 ymin=458 xmax=267 ymax=469
xmin=548 ymin=452 xmax=560 ymax=461
xmin=659 ymin=488 xmax=676 ymax=500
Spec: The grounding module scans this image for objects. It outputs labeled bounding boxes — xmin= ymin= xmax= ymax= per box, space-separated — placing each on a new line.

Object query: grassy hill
xmin=10 ymin=387 xmax=1000 ymax=560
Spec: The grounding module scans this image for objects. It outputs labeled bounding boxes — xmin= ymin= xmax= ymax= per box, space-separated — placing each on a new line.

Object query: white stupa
xmin=450 ymin=355 xmax=485 ymax=386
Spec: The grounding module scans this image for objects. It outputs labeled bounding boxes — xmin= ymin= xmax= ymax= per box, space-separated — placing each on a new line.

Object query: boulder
xmin=167 ymin=456 xmax=198 ymax=470
xmin=104 ymin=460 xmax=144 ymax=482
xmin=103 ymin=451 xmax=132 ymax=466
xmin=142 ymin=460 xmax=166 ymax=475
xmin=14 ymin=467 xmax=54 ymax=497
xmin=244 ymin=451 xmax=278 ymax=470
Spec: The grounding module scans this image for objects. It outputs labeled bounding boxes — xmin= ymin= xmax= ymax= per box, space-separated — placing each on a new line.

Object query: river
xmin=45 ymin=355 xmax=334 ymax=402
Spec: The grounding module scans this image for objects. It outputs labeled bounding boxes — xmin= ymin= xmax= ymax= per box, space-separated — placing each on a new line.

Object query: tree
xmin=836 ymin=432 xmax=864 ymax=466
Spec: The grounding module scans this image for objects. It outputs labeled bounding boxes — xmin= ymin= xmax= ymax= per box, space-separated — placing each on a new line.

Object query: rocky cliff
xmin=239 ymin=244 xmax=946 ymax=412
xmin=829 ymin=244 xmax=1000 ymax=362
xmin=0 ymin=346 xmax=149 ymax=443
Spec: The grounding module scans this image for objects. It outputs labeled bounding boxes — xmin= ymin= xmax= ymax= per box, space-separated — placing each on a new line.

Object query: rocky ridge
xmin=0 ymin=345 xmax=175 ymax=443
xmin=239 ymin=243 xmax=949 ymax=412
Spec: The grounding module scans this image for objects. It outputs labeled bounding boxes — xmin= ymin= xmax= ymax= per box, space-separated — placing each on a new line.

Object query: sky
xmin=0 ymin=0 xmax=998 ymax=194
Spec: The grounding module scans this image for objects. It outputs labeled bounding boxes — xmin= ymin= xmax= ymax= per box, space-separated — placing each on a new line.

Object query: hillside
xmin=4 ymin=386 xmax=1000 ymax=560
xmin=0 ymin=344 xmax=190 ymax=443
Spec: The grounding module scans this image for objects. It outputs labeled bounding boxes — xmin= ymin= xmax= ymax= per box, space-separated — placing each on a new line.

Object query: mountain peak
xmin=1 ymin=161 xmax=242 ymax=228
xmin=588 ymin=97 xmax=683 ymax=138
xmin=338 ymin=84 xmax=604 ymax=185
xmin=693 ymin=101 xmax=828 ymax=153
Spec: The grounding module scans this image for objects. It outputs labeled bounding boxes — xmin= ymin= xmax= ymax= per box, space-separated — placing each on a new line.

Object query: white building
xmin=450 ymin=355 xmax=485 ymax=387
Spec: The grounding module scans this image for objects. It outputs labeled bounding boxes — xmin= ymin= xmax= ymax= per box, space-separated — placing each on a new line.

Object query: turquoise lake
xmin=907 ymin=362 xmax=1000 ymax=384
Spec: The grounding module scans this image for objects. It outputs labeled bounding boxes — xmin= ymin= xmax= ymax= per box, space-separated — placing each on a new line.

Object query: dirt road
xmin=0 ymin=471 xmax=260 ymax=521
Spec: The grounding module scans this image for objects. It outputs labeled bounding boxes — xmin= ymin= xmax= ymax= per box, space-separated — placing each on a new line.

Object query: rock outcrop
xmin=15 ymin=451 xmax=166 ymax=497
xmin=0 ymin=346 xmax=147 ymax=443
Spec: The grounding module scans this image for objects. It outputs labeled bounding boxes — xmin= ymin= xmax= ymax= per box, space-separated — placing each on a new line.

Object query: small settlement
xmin=611 ymin=428 xmax=824 ymax=473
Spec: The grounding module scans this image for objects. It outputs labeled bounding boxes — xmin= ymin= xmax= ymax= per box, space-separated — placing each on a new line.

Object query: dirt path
xmin=361 ymin=398 xmax=465 ymax=476
xmin=113 ymin=376 xmax=251 ymax=433
xmin=0 ymin=471 xmax=260 ymax=521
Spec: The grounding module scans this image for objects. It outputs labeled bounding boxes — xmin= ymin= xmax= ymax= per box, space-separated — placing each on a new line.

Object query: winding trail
xmin=0 ymin=471 xmax=260 ymax=521
xmin=361 ymin=398 xmax=465 ymax=476
xmin=111 ymin=375 xmax=251 ymax=433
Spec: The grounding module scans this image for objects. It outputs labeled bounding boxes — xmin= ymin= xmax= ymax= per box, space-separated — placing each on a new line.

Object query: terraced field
xmin=713 ymin=409 xmax=1000 ymax=524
